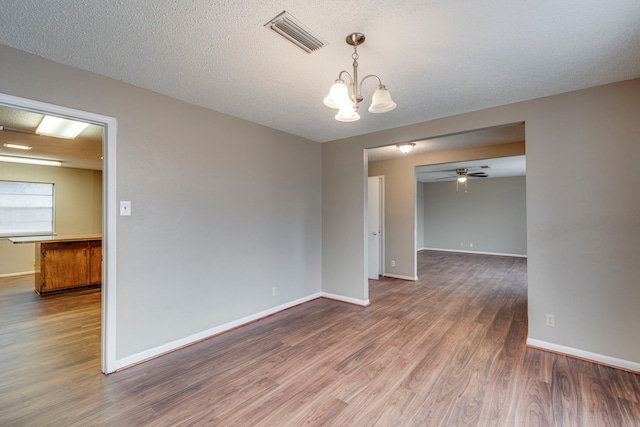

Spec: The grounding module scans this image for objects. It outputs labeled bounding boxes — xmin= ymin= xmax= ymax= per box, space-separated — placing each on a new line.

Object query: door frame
xmin=0 ymin=93 xmax=118 ymax=374
xmin=367 ymin=175 xmax=385 ymax=280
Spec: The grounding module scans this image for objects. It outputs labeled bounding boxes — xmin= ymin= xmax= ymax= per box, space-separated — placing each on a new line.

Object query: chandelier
xmin=323 ymin=33 xmax=397 ymax=122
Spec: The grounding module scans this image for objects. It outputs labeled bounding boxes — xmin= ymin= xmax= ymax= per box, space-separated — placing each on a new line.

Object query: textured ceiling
xmin=0 ymin=1 xmax=639 ymax=144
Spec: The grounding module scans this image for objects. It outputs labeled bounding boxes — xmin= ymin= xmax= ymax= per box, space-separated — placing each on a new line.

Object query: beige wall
xmin=325 ymin=80 xmax=640 ymax=365
xmin=0 ymin=163 xmax=102 ymax=276
xmin=0 ymin=44 xmax=322 ymax=361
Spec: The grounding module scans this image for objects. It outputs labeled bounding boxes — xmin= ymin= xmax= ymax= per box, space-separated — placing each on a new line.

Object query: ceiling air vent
xmin=265 ymin=11 xmax=326 ymax=53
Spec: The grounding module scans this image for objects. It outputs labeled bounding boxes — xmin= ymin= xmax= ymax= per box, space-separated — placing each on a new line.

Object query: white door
xmin=368 ymin=176 xmax=382 ymax=280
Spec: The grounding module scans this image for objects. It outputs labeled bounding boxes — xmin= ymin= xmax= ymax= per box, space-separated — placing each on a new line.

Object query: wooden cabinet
xmin=89 ymin=240 xmax=102 ymax=285
xmin=34 ymin=239 xmax=102 ymax=294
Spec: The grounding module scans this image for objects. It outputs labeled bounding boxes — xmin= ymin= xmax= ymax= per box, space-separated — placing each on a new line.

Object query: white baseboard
xmin=0 ymin=270 xmax=35 ymax=278
xmin=383 ymin=273 xmax=418 ymax=281
xmin=418 ymin=247 xmax=527 ymax=258
xmin=321 ymin=292 xmax=369 ymax=307
xmin=526 ymin=338 xmax=640 ymax=374
xmin=113 ymin=292 xmax=323 ymax=371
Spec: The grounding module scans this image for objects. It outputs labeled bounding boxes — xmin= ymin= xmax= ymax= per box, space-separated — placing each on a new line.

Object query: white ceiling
xmin=1 ymin=1 xmax=639 ymax=144
xmin=415 ymin=155 xmax=526 ymax=183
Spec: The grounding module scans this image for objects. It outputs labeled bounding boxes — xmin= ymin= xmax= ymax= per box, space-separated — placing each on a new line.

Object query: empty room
xmin=1 ymin=1 xmax=639 ymax=425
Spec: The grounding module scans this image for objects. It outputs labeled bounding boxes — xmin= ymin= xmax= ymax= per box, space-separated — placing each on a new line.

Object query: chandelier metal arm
xmin=359 ymin=74 xmax=383 ymax=91
xmin=337 ymin=70 xmax=353 ymax=85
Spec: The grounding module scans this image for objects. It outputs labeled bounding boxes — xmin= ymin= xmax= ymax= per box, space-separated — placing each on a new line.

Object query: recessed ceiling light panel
xmin=0 ymin=155 xmax=61 ymax=167
xmin=3 ymin=143 xmax=32 ymax=150
xmin=36 ymin=115 xmax=90 ymax=139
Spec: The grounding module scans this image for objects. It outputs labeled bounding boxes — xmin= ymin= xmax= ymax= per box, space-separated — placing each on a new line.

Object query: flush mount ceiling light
xmin=324 ymin=33 xmax=397 ymax=122
xmin=3 ymin=143 xmax=32 ymax=150
xmin=396 ymin=143 xmax=415 ymax=154
xmin=36 ymin=115 xmax=90 ymax=139
xmin=0 ymin=155 xmax=61 ymax=167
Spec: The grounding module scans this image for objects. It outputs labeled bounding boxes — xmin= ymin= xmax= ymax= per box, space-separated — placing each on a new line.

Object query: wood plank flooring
xmin=1 ymin=251 xmax=639 ymax=425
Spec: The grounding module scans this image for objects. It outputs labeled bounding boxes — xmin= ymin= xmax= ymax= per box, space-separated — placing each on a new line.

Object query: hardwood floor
xmin=1 ymin=251 xmax=639 ymax=425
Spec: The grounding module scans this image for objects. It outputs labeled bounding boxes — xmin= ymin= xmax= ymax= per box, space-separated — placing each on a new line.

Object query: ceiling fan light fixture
xmin=36 ymin=115 xmax=89 ymax=139
xmin=457 ymin=175 xmax=467 ymax=183
xmin=396 ymin=143 xmax=415 ymax=154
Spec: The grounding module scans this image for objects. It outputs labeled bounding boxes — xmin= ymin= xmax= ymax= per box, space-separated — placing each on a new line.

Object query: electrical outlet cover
xmin=545 ymin=314 xmax=555 ymax=327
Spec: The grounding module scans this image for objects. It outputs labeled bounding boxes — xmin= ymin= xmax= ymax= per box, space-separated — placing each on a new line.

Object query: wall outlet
xmin=469 ymin=243 xmax=473 ymax=248
xmin=391 ymin=260 xmax=396 ymax=267
xmin=272 ymin=287 xmax=277 ymax=297
xmin=545 ymin=314 xmax=555 ymax=327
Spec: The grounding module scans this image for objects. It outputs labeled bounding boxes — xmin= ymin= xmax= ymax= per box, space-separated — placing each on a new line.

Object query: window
xmin=0 ymin=180 xmax=55 ymax=237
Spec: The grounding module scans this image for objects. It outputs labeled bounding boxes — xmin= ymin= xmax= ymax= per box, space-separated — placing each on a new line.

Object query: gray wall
xmin=0 ymin=163 xmax=102 ymax=275
xmin=0 ymin=44 xmax=322 ymax=360
xmin=422 ymin=176 xmax=527 ymax=256
xmin=329 ymin=79 xmax=640 ymax=365
xmin=3 ymin=41 xmax=639 ymax=369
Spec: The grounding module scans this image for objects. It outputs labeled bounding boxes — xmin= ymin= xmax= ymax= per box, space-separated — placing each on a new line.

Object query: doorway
xmin=368 ymin=176 xmax=384 ymax=280
xmin=365 ymin=124 xmax=526 ymax=307
xmin=0 ymin=92 xmax=117 ymax=373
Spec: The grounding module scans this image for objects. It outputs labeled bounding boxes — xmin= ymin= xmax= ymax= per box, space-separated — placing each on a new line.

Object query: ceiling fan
xmin=435 ymin=167 xmax=489 ymax=181
xmin=435 ymin=167 xmax=489 ymax=192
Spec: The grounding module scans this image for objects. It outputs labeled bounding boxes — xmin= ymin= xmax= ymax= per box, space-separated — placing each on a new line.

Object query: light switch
xmin=120 ymin=201 xmax=131 ymax=216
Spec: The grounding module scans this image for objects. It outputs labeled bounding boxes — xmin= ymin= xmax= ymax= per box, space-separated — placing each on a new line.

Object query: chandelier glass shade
xmin=324 ymin=33 xmax=397 ymax=122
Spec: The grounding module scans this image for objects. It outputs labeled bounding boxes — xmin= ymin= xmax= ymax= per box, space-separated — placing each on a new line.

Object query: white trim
xmin=383 ymin=273 xmax=418 ymax=281
xmin=379 ymin=176 xmax=386 ymax=278
xmin=526 ymin=338 xmax=640 ymax=374
xmin=113 ymin=293 xmax=323 ymax=371
xmin=102 ymin=114 xmax=117 ymax=374
xmin=0 ymin=93 xmax=118 ymax=374
xmin=0 ymin=271 xmax=35 ymax=278
xmin=321 ymin=292 xmax=370 ymax=307
xmin=418 ymin=247 xmax=527 ymax=258
xmin=412 ymin=176 xmax=417 ymax=280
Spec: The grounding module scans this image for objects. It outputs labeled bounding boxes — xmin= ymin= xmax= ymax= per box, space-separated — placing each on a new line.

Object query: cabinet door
xmin=41 ymin=242 xmax=89 ymax=292
xmin=89 ymin=241 xmax=102 ymax=284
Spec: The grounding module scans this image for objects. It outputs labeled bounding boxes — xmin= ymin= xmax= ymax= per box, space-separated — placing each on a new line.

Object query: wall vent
xmin=265 ymin=11 xmax=326 ymax=53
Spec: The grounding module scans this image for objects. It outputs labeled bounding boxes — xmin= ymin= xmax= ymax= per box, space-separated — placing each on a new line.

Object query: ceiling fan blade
xmin=458 ymin=166 xmax=489 ymax=171
xmin=468 ymin=172 xmax=488 ymax=177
